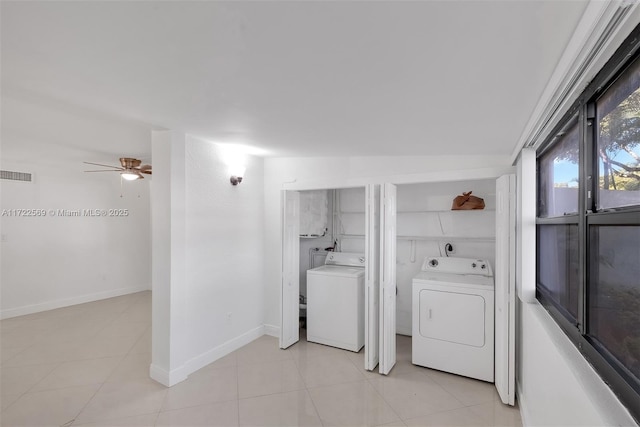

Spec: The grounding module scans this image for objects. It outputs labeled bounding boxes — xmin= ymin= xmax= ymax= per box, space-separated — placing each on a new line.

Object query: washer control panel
xmin=325 ymin=252 xmax=366 ymax=267
xmin=421 ymin=257 xmax=492 ymax=276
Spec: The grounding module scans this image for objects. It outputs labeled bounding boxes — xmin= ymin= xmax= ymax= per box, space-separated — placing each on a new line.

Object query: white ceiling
xmin=1 ymin=1 xmax=588 ymax=158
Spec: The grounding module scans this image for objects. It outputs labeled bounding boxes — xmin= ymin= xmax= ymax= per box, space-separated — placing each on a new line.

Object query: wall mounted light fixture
xmin=229 ymin=165 xmax=246 ymax=186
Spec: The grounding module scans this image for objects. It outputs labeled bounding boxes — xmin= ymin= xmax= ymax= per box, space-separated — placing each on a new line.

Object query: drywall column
xmin=516 ymin=148 xmax=536 ymax=303
xmin=150 ymin=130 xmax=189 ymax=387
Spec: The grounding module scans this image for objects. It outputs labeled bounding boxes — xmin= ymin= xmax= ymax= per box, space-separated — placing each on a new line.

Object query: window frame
xmin=536 ymin=23 xmax=640 ymax=422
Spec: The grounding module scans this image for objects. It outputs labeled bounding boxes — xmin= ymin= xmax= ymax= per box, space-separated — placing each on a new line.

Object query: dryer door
xmin=418 ymin=289 xmax=486 ymax=347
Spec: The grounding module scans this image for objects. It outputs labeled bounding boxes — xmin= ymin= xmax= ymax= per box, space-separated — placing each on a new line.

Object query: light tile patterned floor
xmin=0 ymin=292 xmax=522 ymax=426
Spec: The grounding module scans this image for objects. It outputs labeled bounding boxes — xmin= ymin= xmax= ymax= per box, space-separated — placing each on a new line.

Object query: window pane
xmin=596 ymin=57 xmax=640 ymax=210
xmin=538 ymin=124 xmax=580 ymax=217
xmin=588 ymin=225 xmax=640 ymax=384
xmin=537 ymin=224 xmax=579 ymax=320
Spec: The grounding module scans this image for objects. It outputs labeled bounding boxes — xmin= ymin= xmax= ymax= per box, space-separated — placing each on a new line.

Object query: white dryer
xmin=412 ymin=257 xmax=494 ymax=382
xmin=307 ymin=252 xmax=365 ymax=352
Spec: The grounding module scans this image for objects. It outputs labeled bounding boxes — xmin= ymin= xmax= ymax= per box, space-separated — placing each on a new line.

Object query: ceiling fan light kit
xmin=121 ymin=170 xmax=143 ymax=181
xmin=84 ymin=157 xmax=152 ymax=180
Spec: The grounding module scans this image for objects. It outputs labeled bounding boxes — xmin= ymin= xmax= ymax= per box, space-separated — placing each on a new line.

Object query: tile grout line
xmin=62 ymin=294 xmax=145 ymax=425
xmin=62 ymin=310 xmax=132 ymax=427
xmin=236 ymin=353 xmax=241 ymax=426
xmin=366 ymin=373 xmax=405 ymax=424
xmin=292 ymin=344 xmax=327 ymax=427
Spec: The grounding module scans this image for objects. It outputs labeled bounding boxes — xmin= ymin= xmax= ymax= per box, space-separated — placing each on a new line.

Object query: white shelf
xmin=397 ymin=235 xmax=495 ymax=242
xmin=397 ymin=209 xmax=496 ymax=213
xmin=337 ymin=234 xmax=494 ymax=242
xmin=338 ymin=209 xmax=496 ymax=214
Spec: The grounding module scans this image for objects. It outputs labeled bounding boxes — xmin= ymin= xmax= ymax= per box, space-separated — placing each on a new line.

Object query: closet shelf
xmin=337 ymin=209 xmax=496 ymax=214
xmin=397 ymin=209 xmax=496 ymax=213
xmin=337 ymin=234 xmax=495 ymax=242
xmin=397 ymin=235 xmax=495 ymax=242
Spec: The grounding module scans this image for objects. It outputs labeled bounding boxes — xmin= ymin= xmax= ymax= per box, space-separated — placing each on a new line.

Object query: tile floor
xmin=1 ymin=292 xmax=522 ymax=426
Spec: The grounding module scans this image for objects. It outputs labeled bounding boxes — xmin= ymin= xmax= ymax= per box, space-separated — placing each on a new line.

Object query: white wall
xmin=150 ymin=130 xmax=187 ymax=385
xmin=0 ymin=95 xmax=151 ymax=318
xmin=151 ymin=132 xmax=265 ymax=385
xmin=263 ymin=155 xmax=512 ymax=330
xmin=517 ymin=300 xmax=636 ymax=426
xmin=184 ymin=135 xmax=265 ymax=366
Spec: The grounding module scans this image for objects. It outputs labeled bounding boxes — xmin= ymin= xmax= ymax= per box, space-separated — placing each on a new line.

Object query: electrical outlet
xmin=0 ymin=234 xmax=6 ymax=242
xmin=226 ymin=312 xmax=233 ymax=323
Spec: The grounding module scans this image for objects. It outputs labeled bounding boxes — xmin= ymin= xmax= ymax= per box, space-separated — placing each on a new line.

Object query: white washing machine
xmin=307 ymin=252 xmax=365 ymax=352
xmin=412 ymin=257 xmax=494 ymax=382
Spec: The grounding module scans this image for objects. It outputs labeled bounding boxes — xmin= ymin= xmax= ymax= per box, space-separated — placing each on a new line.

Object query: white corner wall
xmin=0 ymin=95 xmax=151 ymax=319
xmin=151 ymin=132 xmax=265 ymax=385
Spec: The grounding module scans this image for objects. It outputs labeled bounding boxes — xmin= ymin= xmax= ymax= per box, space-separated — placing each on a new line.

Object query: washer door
xmin=418 ymin=289 xmax=486 ymax=347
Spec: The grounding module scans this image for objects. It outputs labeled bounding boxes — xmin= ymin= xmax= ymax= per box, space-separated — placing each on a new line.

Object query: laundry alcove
xmin=280 ymin=169 xmax=516 ymax=405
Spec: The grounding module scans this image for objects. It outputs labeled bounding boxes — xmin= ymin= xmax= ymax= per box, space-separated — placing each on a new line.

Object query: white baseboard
xmin=516 ymin=380 xmax=530 ymax=427
xmin=153 ymin=324 xmax=280 ymax=387
xmin=264 ymin=324 xmax=280 ymax=337
xmin=1 ymin=286 xmax=150 ymax=319
xmin=183 ymin=325 xmax=266 ymax=375
xmin=149 ymin=363 xmax=188 ymax=387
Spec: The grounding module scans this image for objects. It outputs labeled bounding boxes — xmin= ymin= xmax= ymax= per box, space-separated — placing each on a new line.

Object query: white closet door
xmin=280 ymin=190 xmax=300 ymax=349
xmin=379 ymin=183 xmax=397 ymax=375
xmin=365 ymin=184 xmax=380 ymax=371
xmin=495 ymin=174 xmax=516 ymax=405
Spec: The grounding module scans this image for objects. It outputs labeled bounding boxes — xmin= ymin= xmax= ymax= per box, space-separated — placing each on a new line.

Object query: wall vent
xmin=0 ymin=170 xmax=33 ymax=182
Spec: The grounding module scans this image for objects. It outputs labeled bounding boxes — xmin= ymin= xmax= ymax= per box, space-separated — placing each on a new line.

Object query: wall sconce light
xmin=229 ymin=165 xmax=246 ymax=186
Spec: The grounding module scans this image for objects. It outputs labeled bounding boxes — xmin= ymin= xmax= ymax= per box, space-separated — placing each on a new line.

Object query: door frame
xmin=495 ymin=174 xmax=517 ymax=405
xmin=279 ymin=184 xmax=371 ymax=361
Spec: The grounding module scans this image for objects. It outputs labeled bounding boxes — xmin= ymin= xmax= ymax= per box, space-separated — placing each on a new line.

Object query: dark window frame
xmin=536 ymin=23 xmax=640 ymax=422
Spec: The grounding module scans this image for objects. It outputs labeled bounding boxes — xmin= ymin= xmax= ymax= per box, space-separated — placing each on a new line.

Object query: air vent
xmin=1 ymin=170 xmax=32 ymax=182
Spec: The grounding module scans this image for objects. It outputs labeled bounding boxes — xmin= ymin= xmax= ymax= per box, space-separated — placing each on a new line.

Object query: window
xmin=596 ymin=58 xmax=640 ymax=210
xmin=538 ymin=123 xmax=580 ymax=218
xmin=537 ymin=25 xmax=640 ymax=421
xmin=537 ymin=121 xmax=580 ymax=323
xmin=588 ymin=224 xmax=640 ymax=381
xmin=536 ymin=224 xmax=579 ymax=320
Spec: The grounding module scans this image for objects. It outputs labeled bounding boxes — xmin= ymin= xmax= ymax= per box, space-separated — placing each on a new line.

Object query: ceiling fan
xmin=84 ymin=157 xmax=152 ymax=180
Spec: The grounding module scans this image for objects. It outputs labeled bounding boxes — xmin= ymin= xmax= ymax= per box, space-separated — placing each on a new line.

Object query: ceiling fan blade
xmin=83 ymin=161 xmax=123 ymax=169
xmin=140 ymin=170 xmax=152 ymax=175
xmin=84 ymin=169 xmax=123 ymax=172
